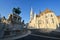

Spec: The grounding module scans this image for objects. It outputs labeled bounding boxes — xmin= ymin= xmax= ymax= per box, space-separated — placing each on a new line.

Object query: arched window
xmin=45 ymin=16 xmax=47 ymax=18
xmin=59 ymin=23 xmax=60 ymax=27
xmin=38 ymin=20 xmax=41 ymax=24
xmin=46 ymin=19 xmax=48 ymax=24
xmin=52 ymin=19 xmax=54 ymax=23
xmin=51 ymin=14 xmax=53 ymax=17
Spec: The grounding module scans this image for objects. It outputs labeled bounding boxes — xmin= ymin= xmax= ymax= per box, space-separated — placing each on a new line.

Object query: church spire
xmin=30 ymin=7 xmax=34 ymax=21
xmin=34 ymin=13 xmax=36 ymax=20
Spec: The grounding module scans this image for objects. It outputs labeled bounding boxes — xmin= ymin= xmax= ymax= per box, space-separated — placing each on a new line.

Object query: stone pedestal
xmin=0 ymin=30 xmax=4 ymax=38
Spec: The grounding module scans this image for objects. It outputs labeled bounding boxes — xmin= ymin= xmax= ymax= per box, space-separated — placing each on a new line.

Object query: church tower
xmin=34 ymin=13 xmax=36 ymax=20
xmin=30 ymin=8 xmax=34 ymax=21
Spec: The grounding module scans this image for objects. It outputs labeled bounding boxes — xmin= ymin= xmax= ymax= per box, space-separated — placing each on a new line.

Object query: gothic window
xmin=38 ymin=20 xmax=42 ymax=24
xmin=45 ymin=14 xmax=48 ymax=18
xmin=39 ymin=21 xmax=41 ymax=24
xmin=59 ymin=23 xmax=60 ymax=27
xmin=30 ymin=21 xmax=31 ymax=23
xmin=51 ymin=14 xmax=53 ymax=17
xmin=45 ymin=16 xmax=47 ymax=18
xmin=46 ymin=20 xmax=48 ymax=24
xmin=46 ymin=21 xmax=48 ymax=24
xmin=52 ymin=19 xmax=54 ymax=23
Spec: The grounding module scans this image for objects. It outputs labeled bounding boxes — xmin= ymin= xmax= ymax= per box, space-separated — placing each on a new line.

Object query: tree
xmin=12 ymin=7 xmax=21 ymax=15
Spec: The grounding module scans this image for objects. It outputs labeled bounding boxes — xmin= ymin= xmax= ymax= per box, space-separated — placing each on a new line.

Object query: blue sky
xmin=0 ymin=0 xmax=60 ymax=23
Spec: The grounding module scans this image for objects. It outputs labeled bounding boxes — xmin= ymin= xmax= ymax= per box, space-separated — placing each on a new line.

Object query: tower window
xmin=39 ymin=21 xmax=41 ymax=24
xmin=30 ymin=21 xmax=31 ymax=23
xmin=46 ymin=20 xmax=48 ymax=24
xmin=51 ymin=15 xmax=53 ymax=17
xmin=45 ymin=16 xmax=47 ymax=18
xmin=52 ymin=19 xmax=54 ymax=23
xmin=45 ymin=14 xmax=48 ymax=18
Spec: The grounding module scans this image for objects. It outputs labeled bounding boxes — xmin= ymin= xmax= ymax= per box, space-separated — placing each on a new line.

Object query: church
xmin=28 ymin=8 xmax=60 ymax=32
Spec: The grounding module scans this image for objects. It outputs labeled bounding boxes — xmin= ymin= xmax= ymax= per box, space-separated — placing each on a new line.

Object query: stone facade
xmin=57 ymin=16 xmax=60 ymax=24
xmin=1 ymin=13 xmax=24 ymax=31
xmin=28 ymin=8 xmax=59 ymax=32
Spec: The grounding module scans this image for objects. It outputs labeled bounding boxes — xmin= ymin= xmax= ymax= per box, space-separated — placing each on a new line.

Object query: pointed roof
xmin=30 ymin=7 xmax=34 ymax=16
xmin=57 ymin=16 xmax=60 ymax=18
xmin=36 ymin=15 xmax=40 ymax=17
xmin=39 ymin=8 xmax=53 ymax=16
xmin=30 ymin=7 xmax=34 ymax=14
xmin=44 ymin=8 xmax=52 ymax=13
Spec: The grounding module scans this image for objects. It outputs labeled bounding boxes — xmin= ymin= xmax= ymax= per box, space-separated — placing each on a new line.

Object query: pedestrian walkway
xmin=0 ymin=30 xmax=31 ymax=40
xmin=30 ymin=34 xmax=60 ymax=39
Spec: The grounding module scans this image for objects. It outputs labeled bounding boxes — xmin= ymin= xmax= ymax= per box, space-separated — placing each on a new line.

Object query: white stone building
xmin=28 ymin=8 xmax=60 ymax=32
